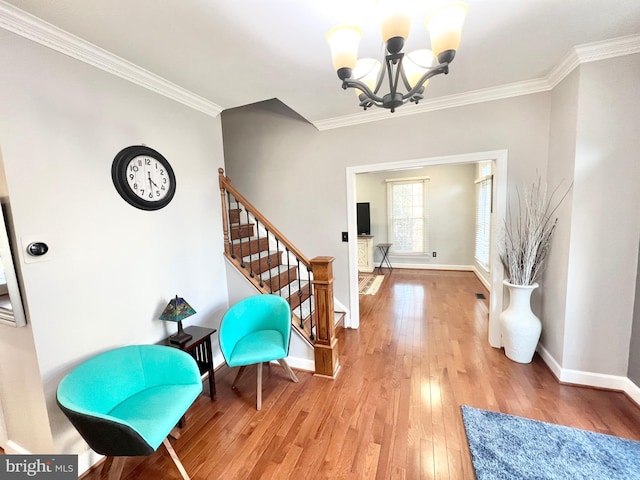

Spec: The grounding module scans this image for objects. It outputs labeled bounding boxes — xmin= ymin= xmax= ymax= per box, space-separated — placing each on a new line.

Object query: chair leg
xmin=256 ymin=362 xmax=263 ymax=410
xmin=107 ymin=457 xmax=126 ymax=480
xmin=163 ymin=438 xmax=190 ymax=480
xmin=231 ymin=366 xmax=247 ymax=389
xmin=277 ymin=358 xmax=299 ymax=383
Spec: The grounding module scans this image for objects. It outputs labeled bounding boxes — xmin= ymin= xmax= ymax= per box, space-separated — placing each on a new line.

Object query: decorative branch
xmin=500 ymin=177 xmax=572 ymax=286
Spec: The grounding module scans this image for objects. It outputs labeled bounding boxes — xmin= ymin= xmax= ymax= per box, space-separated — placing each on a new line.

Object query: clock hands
xmin=147 ymin=171 xmax=159 ymax=189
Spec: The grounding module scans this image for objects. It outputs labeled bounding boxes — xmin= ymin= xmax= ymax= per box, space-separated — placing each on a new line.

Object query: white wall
xmin=355 ymin=163 xmax=476 ymax=268
xmin=0 ymin=29 xmax=228 ymax=465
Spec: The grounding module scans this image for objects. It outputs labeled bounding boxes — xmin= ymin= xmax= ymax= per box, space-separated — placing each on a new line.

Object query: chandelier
xmin=327 ymin=2 xmax=468 ymax=112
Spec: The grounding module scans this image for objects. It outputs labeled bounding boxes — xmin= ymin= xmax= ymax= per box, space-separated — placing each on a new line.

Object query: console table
xmin=357 ymin=235 xmax=374 ymax=272
xmin=159 ymin=325 xmax=216 ymax=400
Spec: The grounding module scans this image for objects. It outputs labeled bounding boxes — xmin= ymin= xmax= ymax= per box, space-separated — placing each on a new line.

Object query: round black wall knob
xmin=27 ymin=242 xmax=49 ymax=256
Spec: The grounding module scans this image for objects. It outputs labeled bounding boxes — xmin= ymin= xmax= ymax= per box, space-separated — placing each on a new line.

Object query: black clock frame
xmin=111 ymin=145 xmax=176 ymax=211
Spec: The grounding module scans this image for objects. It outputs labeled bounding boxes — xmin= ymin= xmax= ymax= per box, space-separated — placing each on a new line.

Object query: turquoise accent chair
xmin=57 ymin=345 xmax=202 ymax=480
xmin=219 ymin=294 xmax=298 ymax=410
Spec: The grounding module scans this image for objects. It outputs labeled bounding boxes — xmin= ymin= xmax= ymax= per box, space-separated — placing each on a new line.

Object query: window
xmin=386 ymin=177 xmax=429 ymax=254
xmin=475 ymin=162 xmax=493 ymax=271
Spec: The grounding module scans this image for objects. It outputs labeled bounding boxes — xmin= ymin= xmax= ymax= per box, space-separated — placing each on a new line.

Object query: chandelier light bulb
xmin=353 ymin=58 xmax=382 ymax=96
xmin=327 ymin=25 xmax=363 ymax=79
xmin=404 ymin=49 xmax=435 ymax=88
xmin=380 ymin=7 xmax=411 ymax=54
xmin=327 ymin=2 xmax=468 ymax=112
xmin=426 ymin=1 xmax=468 ymax=63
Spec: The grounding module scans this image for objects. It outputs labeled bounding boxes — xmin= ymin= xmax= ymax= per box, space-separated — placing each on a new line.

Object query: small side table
xmin=376 ymin=243 xmax=393 ymax=273
xmin=159 ymin=326 xmax=216 ymax=400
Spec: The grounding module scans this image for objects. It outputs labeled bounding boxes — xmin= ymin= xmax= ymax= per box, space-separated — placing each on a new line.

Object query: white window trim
xmin=385 ymin=176 xmax=430 ymax=255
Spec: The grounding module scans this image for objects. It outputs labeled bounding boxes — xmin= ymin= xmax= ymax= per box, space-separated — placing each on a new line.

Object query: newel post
xmin=311 ymin=256 xmax=340 ymax=379
xmin=218 ymin=168 xmax=231 ymax=256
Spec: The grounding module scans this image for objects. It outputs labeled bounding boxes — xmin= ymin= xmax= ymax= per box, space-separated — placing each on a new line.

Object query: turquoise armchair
xmin=57 ymin=345 xmax=202 ymax=480
xmin=219 ymin=294 xmax=298 ymax=410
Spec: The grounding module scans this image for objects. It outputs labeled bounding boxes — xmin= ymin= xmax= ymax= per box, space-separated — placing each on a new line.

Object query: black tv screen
xmin=357 ymin=202 xmax=371 ymax=235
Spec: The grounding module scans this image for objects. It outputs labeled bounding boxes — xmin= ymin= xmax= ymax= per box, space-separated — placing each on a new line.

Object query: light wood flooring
xmin=82 ymin=269 xmax=640 ymax=479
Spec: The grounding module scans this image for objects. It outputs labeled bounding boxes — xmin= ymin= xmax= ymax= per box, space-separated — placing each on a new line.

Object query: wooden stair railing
xmin=218 ymin=168 xmax=340 ymax=378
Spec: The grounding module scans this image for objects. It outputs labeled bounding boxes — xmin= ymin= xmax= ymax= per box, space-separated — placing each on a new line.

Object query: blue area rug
xmin=461 ymin=405 xmax=640 ymax=480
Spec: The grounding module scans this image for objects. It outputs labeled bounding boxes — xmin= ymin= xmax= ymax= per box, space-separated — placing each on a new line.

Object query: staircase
xmin=219 ymin=169 xmax=341 ymax=378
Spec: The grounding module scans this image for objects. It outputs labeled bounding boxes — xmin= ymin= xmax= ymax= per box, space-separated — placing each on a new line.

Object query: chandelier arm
xmin=372 ymin=67 xmax=385 ymax=95
xmin=360 ymin=98 xmax=384 ymax=109
xmin=387 ymin=55 xmax=403 ymax=98
xmin=401 ymin=63 xmax=450 ymax=101
xmin=399 ymin=65 xmax=413 ymax=92
xmin=341 ymin=78 xmax=385 ymax=103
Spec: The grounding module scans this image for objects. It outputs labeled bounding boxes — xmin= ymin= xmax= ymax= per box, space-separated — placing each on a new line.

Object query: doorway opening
xmin=345 ymin=150 xmax=507 ymax=348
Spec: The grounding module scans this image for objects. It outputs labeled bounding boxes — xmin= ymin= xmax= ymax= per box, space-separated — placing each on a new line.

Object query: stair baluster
xmin=218 ymin=168 xmax=339 ymax=377
xmin=307 ymin=266 xmax=315 ymax=341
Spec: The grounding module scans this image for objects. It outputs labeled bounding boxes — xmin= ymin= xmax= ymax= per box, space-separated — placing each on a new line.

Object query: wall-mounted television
xmin=357 ymin=202 xmax=371 ymax=236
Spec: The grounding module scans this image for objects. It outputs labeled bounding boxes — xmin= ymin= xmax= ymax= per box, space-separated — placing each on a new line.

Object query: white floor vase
xmin=499 ymin=280 xmax=541 ymax=363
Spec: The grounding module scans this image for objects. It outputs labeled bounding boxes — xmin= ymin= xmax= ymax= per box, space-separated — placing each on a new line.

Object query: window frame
xmin=474 ymin=163 xmax=493 ymax=272
xmin=385 ymin=176 xmax=430 ymax=256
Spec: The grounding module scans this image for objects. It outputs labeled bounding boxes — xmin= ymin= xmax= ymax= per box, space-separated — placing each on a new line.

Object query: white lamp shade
xmin=381 ymin=10 xmax=411 ymax=44
xmin=327 ymin=25 xmax=362 ymax=72
xmin=404 ymin=49 xmax=435 ymax=88
xmin=426 ymin=2 xmax=468 ymax=57
xmin=379 ymin=0 xmax=411 ymax=43
xmin=353 ymin=58 xmax=382 ymax=95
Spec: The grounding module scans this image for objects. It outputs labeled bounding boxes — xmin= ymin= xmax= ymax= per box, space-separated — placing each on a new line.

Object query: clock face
xmin=125 ymin=154 xmax=172 ymax=202
xmin=112 ymin=146 xmax=176 ymax=210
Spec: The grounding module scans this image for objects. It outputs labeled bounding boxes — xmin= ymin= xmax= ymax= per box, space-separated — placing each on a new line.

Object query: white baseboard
xmin=284 ymin=356 xmax=315 ymax=372
xmin=383 ymin=263 xmax=493 ymax=292
xmin=537 ymin=344 xmax=640 ymax=407
xmin=5 ymin=440 xmax=30 ymax=454
xmin=472 ymin=266 xmax=491 ymax=291
xmin=389 ymin=263 xmax=474 ymax=271
xmin=537 ymin=344 xmax=563 ymax=379
xmin=4 ymin=438 xmax=103 ymax=475
xmin=78 ymin=451 xmax=104 ymax=477
xmin=622 ymin=377 xmax=640 ymax=406
xmin=333 ymin=297 xmax=350 ymax=327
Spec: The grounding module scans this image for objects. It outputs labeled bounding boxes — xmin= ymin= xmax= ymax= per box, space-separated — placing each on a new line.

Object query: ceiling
xmin=3 ymin=0 xmax=640 ymax=128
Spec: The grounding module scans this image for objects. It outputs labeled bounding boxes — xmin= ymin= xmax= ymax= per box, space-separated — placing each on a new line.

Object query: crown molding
xmin=0 ymin=1 xmax=223 ymax=117
xmin=575 ymin=34 xmax=640 ymax=63
xmin=2 ymin=1 xmax=638 ymax=128
xmin=314 ymin=78 xmax=551 ymax=131
xmin=547 ymin=34 xmax=640 ymax=88
xmin=314 ymin=33 xmax=640 ymax=131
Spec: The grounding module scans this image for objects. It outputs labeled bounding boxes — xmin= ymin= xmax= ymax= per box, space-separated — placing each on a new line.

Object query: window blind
xmin=386 ymin=177 xmax=430 ymax=254
xmin=474 ymin=169 xmax=493 ymax=271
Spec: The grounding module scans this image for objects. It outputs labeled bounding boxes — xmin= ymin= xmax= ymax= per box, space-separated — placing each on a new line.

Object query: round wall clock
xmin=111 ymin=145 xmax=176 ymax=210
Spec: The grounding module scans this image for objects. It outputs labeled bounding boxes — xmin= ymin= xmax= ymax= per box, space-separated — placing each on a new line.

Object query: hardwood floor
xmin=82 ymin=269 xmax=640 ymax=479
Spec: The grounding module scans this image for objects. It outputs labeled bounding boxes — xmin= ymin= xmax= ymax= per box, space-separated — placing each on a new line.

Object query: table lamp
xmin=159 ymin=295 xmax=196 ymax=345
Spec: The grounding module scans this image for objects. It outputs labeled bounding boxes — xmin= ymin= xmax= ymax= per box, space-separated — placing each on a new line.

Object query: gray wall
xmin=630 ymin=242 xmax=640 ymax=384
xmin=221 ymin=92 xmax=551 ymax=329
xmin=541 ymin=54 xmax=640 ymax=379
xmin=561 ymin=55 xmax=640 ymax=375
xmin=0 ymin=28 xmax=228 ymax=467
xmin=356 ymin=164 xmax=476 ymax=268
xmin=541 ymin=69 xmax=579 ymax=364
xmin=221 ymin=53 xmax=640 ymax=384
